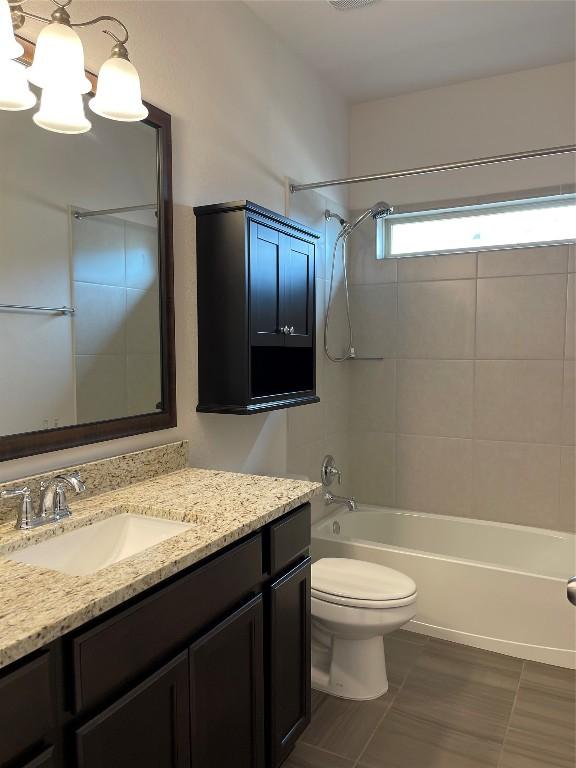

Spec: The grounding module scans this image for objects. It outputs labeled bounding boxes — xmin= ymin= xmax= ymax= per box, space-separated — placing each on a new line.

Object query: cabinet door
xmin=75 ymin=653 xmax=190 ymax=768
xmin=20 ymin=747 xmax=56 ymax=768
xmin=269 ymin=558 xmax=312 ymax=768
xmin=279 ymin=235 xmax=314 ymax=348
xmin=249 ymin=222 xmax=283 ymax=346
xmin=189 ymin=595 xmax=264 ymax=768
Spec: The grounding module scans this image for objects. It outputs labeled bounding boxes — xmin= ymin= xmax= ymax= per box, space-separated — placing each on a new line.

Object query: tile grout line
xmin=351 ymin=635 xmax=430 ymax=768
xmin=495 ymin=660 xmax=525 ymax=768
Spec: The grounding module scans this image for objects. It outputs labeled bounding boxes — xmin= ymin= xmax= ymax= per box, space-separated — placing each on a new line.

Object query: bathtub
xmin=312 ymin=505 xmax=576 ymax=668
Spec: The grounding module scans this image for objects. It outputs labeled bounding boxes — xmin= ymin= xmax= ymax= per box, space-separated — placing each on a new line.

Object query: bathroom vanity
xmin=0 ymin=459 xmax=319 ymax=768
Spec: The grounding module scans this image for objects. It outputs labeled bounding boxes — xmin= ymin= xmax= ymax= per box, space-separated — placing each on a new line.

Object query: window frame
xmin=378 ymin=192 xmax=576 ymax=259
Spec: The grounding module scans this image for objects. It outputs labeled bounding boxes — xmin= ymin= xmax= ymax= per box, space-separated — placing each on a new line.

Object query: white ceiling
xmin=246 ymin=0 xmax=576 ymax=102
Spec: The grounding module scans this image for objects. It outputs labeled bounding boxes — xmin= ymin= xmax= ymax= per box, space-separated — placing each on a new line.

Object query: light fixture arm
xmin=9 ymin=0 xmax=129 ymax=46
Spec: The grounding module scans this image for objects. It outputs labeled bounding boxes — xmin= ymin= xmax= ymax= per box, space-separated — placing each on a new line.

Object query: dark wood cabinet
xmin=269 ymin=558 xmax=312 ymax=768
xmin=0 ymin=652 xmax=55 ymax=766
xmin=20 ymin=748 xmax=56 ymax=768
xmin=75 ymin=653 xmax=190 ymax=768
xmin=189 ymin=596 xmax=264 ymax=768
xmin=0 ymin=503 xmax=312 ymax=768
xmin=195 ymin=200 xmax=319 ymax=414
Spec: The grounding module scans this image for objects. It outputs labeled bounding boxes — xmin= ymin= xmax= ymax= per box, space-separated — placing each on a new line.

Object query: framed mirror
xmin=0 ymin=38 xmax=175 ymax=462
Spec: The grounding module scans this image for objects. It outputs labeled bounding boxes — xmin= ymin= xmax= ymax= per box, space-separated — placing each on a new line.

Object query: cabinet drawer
xmin=72 ymin=533 xmax=263 ymax=713
xmin=0 ymin=652 xmax=54 ymax=765
xmin=269 ymin=504 xmax=310 ymax=575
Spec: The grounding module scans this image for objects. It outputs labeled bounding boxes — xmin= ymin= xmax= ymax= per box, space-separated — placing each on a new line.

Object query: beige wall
xmin=0 ymin=1 xmax=348 ymax=483
xmin=349 ymin=62 xmax=576 ymax=210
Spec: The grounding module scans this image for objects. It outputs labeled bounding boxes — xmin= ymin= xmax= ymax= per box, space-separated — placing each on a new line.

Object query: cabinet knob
xmin=289 ymin=326 xmax=295 ymax=335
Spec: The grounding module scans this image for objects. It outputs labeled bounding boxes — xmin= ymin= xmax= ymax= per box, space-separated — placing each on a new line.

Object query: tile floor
xmin=285 ymin=631 xmax=576 ymax=768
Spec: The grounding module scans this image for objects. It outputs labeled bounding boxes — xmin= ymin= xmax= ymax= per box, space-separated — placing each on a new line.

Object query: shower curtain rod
xmin=289 ymin=144 xmax=576 ymax=193
xmin=72 ymin=203 xmax=157 ymax=219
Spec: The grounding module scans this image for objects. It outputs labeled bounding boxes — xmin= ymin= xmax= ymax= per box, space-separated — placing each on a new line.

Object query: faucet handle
xmin=1 ymin=486 xmax=37 ymax=530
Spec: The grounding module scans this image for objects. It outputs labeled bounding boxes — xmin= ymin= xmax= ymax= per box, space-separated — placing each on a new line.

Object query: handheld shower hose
xmin=324 ymin=202 xmax=393 ymax=362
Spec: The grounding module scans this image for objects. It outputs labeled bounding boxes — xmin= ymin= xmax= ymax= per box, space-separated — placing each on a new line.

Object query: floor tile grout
xmin=495 ymin=660 xmax=524 ymax=768
xmin=351 ymin=635 xmax=429 ymax=768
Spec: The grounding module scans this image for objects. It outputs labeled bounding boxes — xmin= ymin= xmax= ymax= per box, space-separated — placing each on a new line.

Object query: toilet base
xmin=311 ymin=635 xmax=389 ymax=700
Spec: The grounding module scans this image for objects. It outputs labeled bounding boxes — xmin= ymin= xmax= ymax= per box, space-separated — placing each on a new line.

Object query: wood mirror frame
xmin=0 ymin=37 xmax=176 ymax=462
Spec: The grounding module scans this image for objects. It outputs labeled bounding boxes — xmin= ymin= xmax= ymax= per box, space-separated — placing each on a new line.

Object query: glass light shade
xmin=0 ymin=59 xmax=36 ymax=110
xmin=89 ymin=56 xmax=148 ymax=122
xmin=33 ymin=86 xmax=91 ymax=134
xmin=0 ymin=0 xmax=23 ymax=59
xmin=27 ymin=23 xmax=91 ymax=93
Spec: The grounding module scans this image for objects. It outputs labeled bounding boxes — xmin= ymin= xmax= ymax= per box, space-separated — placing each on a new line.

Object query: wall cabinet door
xmin=269 ymin=558 xmax=312 ymax=768
xmin=249 ymin=222 xmax=283 ymax=346
xmin=189 ymin=595 xmax=265 ymax=768
xmin=75 ymin=653 xmax=190 ymax=768
xmin=280 ymin=235 xmax=314 ymax=348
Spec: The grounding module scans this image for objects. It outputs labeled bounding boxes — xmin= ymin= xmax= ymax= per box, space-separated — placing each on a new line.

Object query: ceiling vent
xmin=327 ymin=0 xmax=380 ymax=10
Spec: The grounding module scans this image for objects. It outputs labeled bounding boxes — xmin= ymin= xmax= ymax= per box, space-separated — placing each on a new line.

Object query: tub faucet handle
xmin=321 ymin=455 xmax=341 ymax=486
xmin=568 ymin=577 xmax=576 ymax=607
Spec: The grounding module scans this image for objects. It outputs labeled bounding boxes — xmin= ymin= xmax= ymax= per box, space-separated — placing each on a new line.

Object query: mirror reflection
xmin=0 ymin=86 xmax=162 ymax=438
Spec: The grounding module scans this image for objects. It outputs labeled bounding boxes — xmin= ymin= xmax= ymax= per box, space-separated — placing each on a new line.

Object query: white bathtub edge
xmin=406 ymin=620 xmax=576 ymax=669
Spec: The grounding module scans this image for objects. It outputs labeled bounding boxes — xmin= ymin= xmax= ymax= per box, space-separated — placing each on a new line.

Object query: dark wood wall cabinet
xmin=0 ymin=503 xmax=311 ymax=768
xmin=195 ymin=201 xmax=320 ymax=414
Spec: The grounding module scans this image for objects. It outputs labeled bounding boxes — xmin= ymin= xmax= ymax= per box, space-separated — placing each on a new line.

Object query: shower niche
xmin=195 ymin=200 xmax=320 ymax=414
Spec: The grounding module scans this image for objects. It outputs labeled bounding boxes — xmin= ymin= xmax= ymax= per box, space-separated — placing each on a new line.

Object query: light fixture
xmin=27 ymin=21 xmax=91 ymax=93
xmin=0 ymin=0 xmax=23 ymax=59
xmin=90 ymin=42 xmax=147 ymax=122
xmin=33 ymin=85 xmax=90 ymax=133
xmin=2 ymin=0 xmax=146 ymax=135
xmin=0 ymin=58 xmax=36 ymax=110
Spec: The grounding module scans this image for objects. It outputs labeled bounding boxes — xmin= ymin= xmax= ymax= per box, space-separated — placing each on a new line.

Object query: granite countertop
xmin=0 ymin=468 xmax=321 ymax=669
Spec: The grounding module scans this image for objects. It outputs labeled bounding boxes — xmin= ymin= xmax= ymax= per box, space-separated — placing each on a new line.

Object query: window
xmin=379 ymin=193 xmax=576 ymax=259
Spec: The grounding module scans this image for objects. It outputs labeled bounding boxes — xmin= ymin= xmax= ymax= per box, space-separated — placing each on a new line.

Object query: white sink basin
xmin=8 ymin=513 xmax=193 ymax=576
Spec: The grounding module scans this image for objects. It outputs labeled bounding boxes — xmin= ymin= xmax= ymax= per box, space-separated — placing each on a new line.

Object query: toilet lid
xmin=311 ymin=558 xmax=416 ymax=603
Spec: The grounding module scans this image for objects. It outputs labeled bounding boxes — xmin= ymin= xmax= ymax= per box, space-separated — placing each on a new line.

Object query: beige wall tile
xmin=397 ymin=360 xmax=474 ymax=438
xmin=126 ymin=286 xmax=161 ymax=355
xmin=559 ymin=447 xmax=575 ymax=532
xmin=397 ymin=252 xmax=477 ymax=282
xmin=566 ymin=273 xmax=575 ymax=360
xmin=568 ymin=246 xmax=575 ymax=273
xmin=477 ymin=245 xmax=568 ymax=278
xmin=562 ymin=361 xmax=575 ymax=445
xmin=322 ymin=357 xmax=350 ymax=437
xmin=349 ymin=224 xmax=397 ymax=285
xmin=126 ymin=353 xmax=162 ymax=416
xmin=476 ymin=275 xmax=567 ymax=359
xmin=349 ymin=360 xmax=396 ymax=432
xmin=73 ymin=216 xmax=125 ymax=287
xmin=475 ymin=361 xmax=563 ymax=444
xmin=397 ymin=280 xmax=476 ymax=359
xmin=474 ymin=441 xmax=561 ymax=529
xmin=396 ymin=435 xmax=473 ymax=516
xmin=350 ymin=284 xmax=397 ymax=358
xmin=349 ymin=430 xmax=395 ymax=506
xmin=76 ymin=354 xmax=126 ymax=423
xmin=74 ymin=282 xmax=127 ymax=356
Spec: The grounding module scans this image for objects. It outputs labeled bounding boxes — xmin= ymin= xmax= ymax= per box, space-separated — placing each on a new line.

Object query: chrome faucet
xmin=325 ymin=491 xmax=357 ymax=512
xmin=39 ymin=472 xmax=86 ymax=519
xmin=1 ymin=472 xmax=86 ymax=530
xmin=321 ymin=455 xmax=357 ymax=512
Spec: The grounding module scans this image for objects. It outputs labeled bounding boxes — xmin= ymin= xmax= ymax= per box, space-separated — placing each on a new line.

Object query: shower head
xmin=370 ymin=201 xmax=394 ymax=219
xmin=345 ymin=201 xmax=394 ymax=234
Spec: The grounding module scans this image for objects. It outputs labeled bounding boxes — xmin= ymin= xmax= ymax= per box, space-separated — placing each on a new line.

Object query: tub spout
xmin=325 ymin=491 xmax=357 ymax=512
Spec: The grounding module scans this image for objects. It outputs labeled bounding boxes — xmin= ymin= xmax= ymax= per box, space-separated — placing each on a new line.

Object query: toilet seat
xmin=311 ymin=558 xmax=417 ymax=609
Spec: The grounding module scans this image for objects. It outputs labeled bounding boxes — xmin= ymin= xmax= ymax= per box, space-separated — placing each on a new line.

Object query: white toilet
xmin=311 ymin=558 xmax=417 ymax=700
